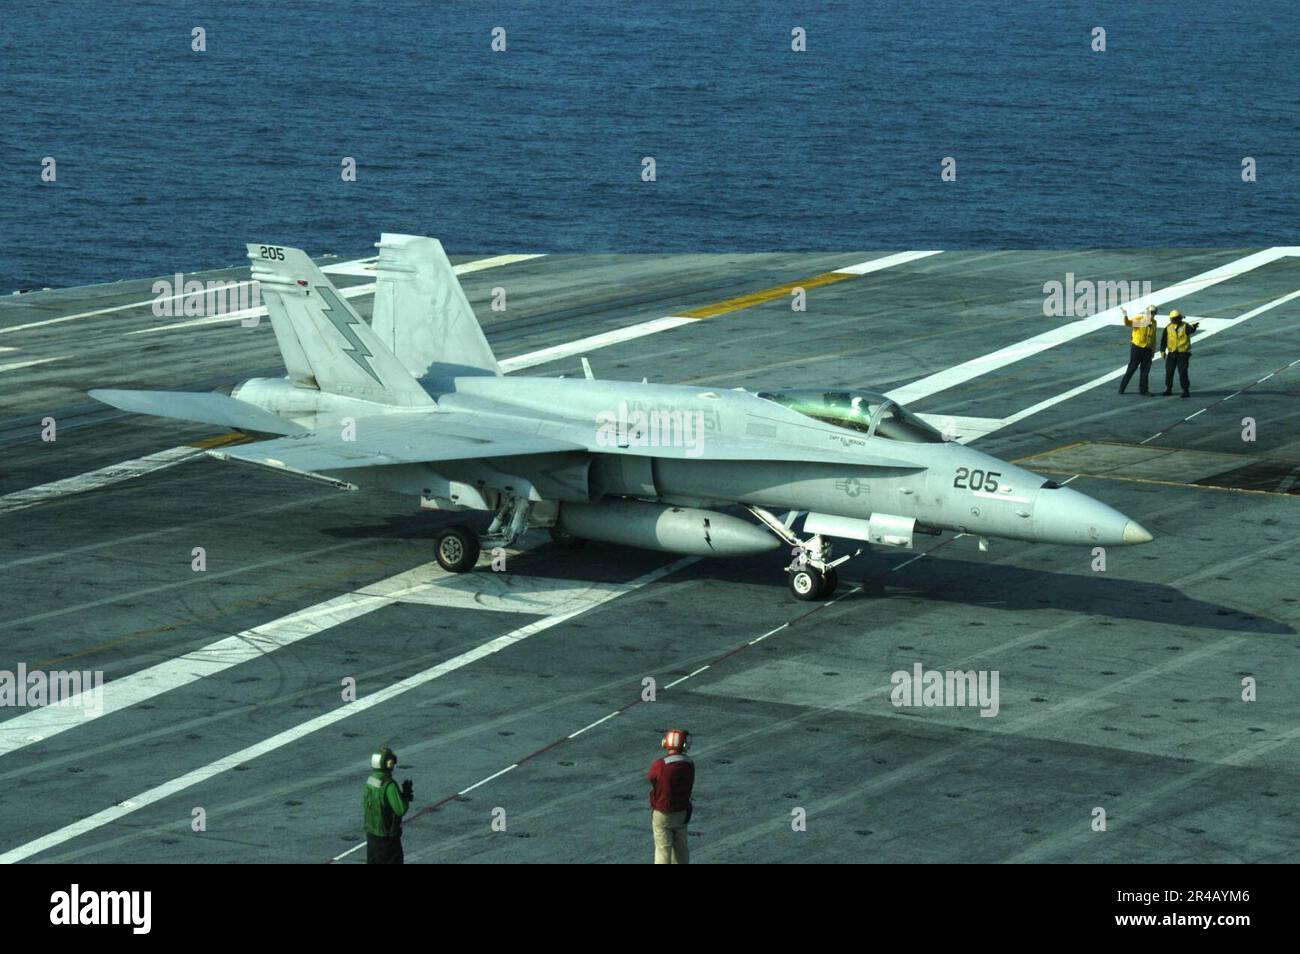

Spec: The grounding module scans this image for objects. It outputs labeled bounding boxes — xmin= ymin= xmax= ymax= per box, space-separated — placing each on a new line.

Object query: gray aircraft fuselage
xmin=229 ymin=372 xmax=1150 ymax=550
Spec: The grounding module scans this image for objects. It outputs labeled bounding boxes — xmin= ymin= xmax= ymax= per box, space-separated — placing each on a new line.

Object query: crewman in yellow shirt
xmin=1119 ymin=304 xmax=1158 ymax=395
xmin=1160 ymin=309 xmax=1200 ymax=397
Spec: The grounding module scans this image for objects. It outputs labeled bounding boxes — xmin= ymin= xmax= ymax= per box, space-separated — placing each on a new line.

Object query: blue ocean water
xmin=2 ymin=0 xmax=1297 ymax=289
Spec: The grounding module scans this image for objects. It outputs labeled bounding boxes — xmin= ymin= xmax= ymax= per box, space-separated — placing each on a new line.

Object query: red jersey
xmin=647 ymin=754 xmax=694 ymax=813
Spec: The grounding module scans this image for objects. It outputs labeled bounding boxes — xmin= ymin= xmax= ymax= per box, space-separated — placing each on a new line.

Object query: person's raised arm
xmin=387 ymin=779 xmax=409 ymax=817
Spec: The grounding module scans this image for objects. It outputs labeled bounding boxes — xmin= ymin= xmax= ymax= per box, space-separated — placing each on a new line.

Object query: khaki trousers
xmin=652 ymin=809 xmax=689 ymax=864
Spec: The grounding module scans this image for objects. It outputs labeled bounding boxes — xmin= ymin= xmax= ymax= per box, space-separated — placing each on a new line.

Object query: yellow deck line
xmin=1011 ymin=440 xmax=1091 ymax=465
xmin=680 ymin=271 xmax=858 ymax=319
xmin=188 ymin=432 xmax=253 ymax=450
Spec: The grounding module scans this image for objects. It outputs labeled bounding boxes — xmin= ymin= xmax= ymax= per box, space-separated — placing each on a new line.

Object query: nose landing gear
xmin=743 ymin=505 xmax=857 ymax=602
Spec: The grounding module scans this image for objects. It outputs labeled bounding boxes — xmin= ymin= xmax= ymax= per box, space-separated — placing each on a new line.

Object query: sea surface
xmin=2 ymin=0 xmax=1298 ymax=289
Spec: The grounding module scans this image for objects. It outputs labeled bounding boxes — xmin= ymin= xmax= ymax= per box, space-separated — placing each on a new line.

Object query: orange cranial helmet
xmin=661 ymin=729 xmax=690 ymax=753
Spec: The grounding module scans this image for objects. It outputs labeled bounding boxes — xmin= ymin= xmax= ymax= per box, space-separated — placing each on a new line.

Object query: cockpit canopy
xmin=756 ymin=389 xmax=947 ymax=443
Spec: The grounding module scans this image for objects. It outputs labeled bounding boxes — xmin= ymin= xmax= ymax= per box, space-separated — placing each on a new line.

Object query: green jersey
xmin=363 ymin=770 xmax=409 ymax=838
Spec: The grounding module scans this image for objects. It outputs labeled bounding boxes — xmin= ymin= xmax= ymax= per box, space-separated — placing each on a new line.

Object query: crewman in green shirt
xmin=363 ymin=746 xmax=412 ymax=864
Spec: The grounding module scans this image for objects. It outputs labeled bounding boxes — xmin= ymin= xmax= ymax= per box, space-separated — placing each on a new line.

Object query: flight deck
xmin=0 ymin=248 xmax=1296 ymax=863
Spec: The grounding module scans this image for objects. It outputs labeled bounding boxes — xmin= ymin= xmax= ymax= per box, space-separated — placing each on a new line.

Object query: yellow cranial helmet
xmin=1169 ymin=309 xmax=1183 ymax=320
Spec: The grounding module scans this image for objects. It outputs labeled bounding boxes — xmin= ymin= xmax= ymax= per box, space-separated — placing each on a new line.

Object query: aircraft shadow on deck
xmin=320 ymin=512 xmax=452 ymax=541
xmin=838 ymin=554 xmax=1291 ymax=636
xmin=315 ymin=516 xmax=1291 ymax=636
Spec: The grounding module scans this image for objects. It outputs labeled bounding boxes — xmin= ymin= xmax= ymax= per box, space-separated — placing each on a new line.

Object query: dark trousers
xmin=1164 ymin=352 xmax=1191 ymax=394
xmin=366 ymin=833 xmax=404 ymax=864
xmin=1119 ymin=344 xmax=1153 ymax=393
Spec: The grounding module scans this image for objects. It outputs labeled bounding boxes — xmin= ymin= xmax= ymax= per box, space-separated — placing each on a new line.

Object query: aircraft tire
xmin=789 ymin=567 xmax=824 ymax=601
xmin=435 ymin=525 xmax=481 ymax=573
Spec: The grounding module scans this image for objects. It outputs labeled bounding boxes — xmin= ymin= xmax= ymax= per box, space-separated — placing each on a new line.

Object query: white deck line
xmin=0 ymin=254 xmax=383 ymax=336
xmin=0 ymin=446 xmax=202 ymax=516
xmin=499 ymin=316 xmax=700 ymax=372
xmin=994 ymin=287 xmax=1300 ymax=433
xmin=0 ymin=356 xmax=64 ymax=374
xmin=0 ymin=557 xmax=694 ymax=864
xmin=129 ymin=254 xmax=548 ymax=335
xmin=833 ymin=250 xmax=943 ymax=275
xmin=885 ymin=247 xmax=1300 ymax=407
xmin=498 ymin=252 xmax=943 ymax=372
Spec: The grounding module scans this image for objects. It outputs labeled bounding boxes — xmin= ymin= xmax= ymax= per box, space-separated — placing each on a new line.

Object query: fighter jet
xmin=91 ymin=235 xmax=1153 ymax=601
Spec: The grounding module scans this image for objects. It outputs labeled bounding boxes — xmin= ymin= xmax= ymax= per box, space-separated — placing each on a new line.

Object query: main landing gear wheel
xmin=789 ymin=566 xmax=824 ymax=601
xmin=435 ymin=525 xmax=481 ymax=573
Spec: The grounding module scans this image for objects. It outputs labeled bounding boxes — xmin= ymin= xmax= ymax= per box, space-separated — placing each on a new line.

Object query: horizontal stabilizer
xmin=88 ymin=389 xmax=309 ymax=436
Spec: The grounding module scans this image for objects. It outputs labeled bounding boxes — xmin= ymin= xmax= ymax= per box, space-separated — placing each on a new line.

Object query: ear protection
xmin=661 ymin=729 xmax=690 ymax=752
xmin=371 ymin=746 xmax=397 ymax=770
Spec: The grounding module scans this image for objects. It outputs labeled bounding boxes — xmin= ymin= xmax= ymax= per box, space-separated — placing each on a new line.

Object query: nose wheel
xmin=789 ymin=567 xmax=821 ymax=600
xmin=789 ymin=566 xmax=839 ymax=601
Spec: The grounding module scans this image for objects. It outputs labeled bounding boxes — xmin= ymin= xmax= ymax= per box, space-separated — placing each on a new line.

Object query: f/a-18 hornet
xmin=92 ymin=235 xmax=1152 ymax=600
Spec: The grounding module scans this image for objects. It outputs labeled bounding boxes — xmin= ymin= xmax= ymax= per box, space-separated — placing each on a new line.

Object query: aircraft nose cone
xmin=1032 ymin=486 xmax=1147 ymax=546
xmin=1123 ymin=521 xmax=1153 ymax=545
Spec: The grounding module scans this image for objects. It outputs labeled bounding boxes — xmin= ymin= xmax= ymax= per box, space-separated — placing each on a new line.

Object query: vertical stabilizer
xmin=248 ymin=244 xmax=433 ymax=407
xmin=371 ymin=233 xmax=501 ymax=381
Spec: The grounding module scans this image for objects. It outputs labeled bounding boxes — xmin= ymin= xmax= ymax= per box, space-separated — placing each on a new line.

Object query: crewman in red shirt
xmin=647 ymin=728 xmax=695 ymax=864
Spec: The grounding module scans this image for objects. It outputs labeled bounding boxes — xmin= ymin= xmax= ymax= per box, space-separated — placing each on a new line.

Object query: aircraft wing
xmin=201 ymin=404 xmax=923 ymax=481
xmin=208 ymin=412 xmax=583 ymax=474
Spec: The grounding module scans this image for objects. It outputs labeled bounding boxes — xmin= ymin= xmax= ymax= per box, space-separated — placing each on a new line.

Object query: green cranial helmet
xmin=371 ymin=746 xmax=397 ymax=772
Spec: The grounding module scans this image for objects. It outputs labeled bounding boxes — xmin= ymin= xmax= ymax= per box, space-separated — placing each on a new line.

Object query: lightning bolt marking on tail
xmin=316 ymin=285 xmax=383 ymax=384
